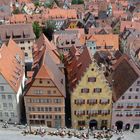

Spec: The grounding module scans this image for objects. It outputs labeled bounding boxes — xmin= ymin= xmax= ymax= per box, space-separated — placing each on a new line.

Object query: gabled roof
xmin=32 ymin=34 xmax=60 ymax=70
xmin=42 ymin=50 xmax=66 ymax=97
xmin=87 ymin=34 xmax=119 ymax=50
xmin=26 ymin=34 xmax=65 ymax=97
xmin=0 ymin=23 xmax=35 ymax=41
xmin=110 ymin=54 xmax=140 ymax=102
xmin=120 ymin=21 xmax=140 ymax=32
xmin=43 ymin=8 xmax=77 ymax=19
xmin=0 ymin=39 xmax=25 ymax=93
xmin=35 ymin=64 xmax=49 ymax=79
xmin=65 ymin=46 xmax=92 ymax=91
xmin=10 ymin=14 xmax=27 ymax=23
xmin=18 ymin=0 xmax=32 ymax=3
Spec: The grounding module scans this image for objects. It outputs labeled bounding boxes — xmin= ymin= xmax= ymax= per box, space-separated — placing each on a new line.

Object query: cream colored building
xmin=24 ymin=34 xmax=66 ymax=128
xmin=65 ymin=47 xmax=112 ymax=129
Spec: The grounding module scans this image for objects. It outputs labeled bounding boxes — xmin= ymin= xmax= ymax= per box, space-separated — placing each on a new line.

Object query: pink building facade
xmin=112 ymin=77 xmax=140 ymax=130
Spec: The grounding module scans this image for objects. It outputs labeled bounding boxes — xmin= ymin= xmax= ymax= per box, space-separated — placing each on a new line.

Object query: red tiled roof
xmin=120 ymin=21 xmax=140 ymax=32
xmin=35 ymin=65 xmax=49 ymax=79
xmin=43 ymin=8 xmax=77 ymax=19
xmin=87 ymin=34 xmax=119 ymax=51
xmin=65 ymin=46 xmax=92 ymax=91
xmin=18 ymin=0 xmax=32 ymax=3
xmin=10 ymin=14 xmax=27 ymax=23
xmin=27 ymin=34 xmax=66 ymax=97
xmin=0 ymin=39 xmax=24 ymax=93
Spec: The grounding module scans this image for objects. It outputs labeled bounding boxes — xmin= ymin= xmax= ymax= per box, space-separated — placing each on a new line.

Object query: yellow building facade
xmin=68 ymin=21 xmax=77 ymax=29
xmin=71 ymin=60 xmax=112 ymax=129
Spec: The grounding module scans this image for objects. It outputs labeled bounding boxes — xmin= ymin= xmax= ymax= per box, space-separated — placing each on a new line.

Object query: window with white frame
xmin=10 ymin=112 xmax=14 ymax=117
xmin=5 ymin=112 xmax=8 ymax=117
xmin=2 ymin=95 xmax=6 ymax=99
xmin=9 ymin=103 xmax=13 ymax=109
xmin=8 ymin=95 xmax=12 ymax=99
xmin=3 ymin=103 xmax=7 ymax=108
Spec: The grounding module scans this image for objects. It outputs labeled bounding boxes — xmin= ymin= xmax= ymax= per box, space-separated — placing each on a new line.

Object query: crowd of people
xmin=20 ymin=126 xmax=127 ymax=140
xmin=1 ymin=121 xmax=138 ymax=140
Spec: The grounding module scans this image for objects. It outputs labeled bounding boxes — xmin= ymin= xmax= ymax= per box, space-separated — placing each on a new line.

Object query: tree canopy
xmin=12 ymin=8 xmax=20 ymax=14
xmin=44 ymin=0 xmax=54 ymax=8
xmin=32 ymin=22 xmax=42 ymax=39
xmin=71 ymin=0 xmax=84 ymax=4
xmin=34 ymin=1 xmax=40 ymax=7
xmin=43 ymin=21 xmax=56 ymax=41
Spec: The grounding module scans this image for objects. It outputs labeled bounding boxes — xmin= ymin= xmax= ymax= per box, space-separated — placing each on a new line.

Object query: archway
xmin=125 ymin=123 xmax=130 ymax=130
xmin=89 ymin=119 xmax=98 ymax=129
xmin=134 ymin=124 xmax=140 ymax=129
xmin=115 ymin=121 xmax=123 ymax=130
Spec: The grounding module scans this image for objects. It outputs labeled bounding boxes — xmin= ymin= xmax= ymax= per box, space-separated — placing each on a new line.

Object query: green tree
xmin=71 ymin=0 xmax=84 ymax=4
xmin=43 ymin=21 xmax=56 ymax=41
xmin=34 ymin=1 xmax=40 ymax=7
xmin=32 ymin=22 xmax=42 ymax=39
xmin=13 ymin=8 xmax=20 ymax=14
xmin=44 ymin=0 xmax=54 ymax=8
xmin=59 ymin=53 xmax=64 ymax=62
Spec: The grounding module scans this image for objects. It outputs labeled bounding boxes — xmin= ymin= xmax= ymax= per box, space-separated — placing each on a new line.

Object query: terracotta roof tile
xmin=65 ymin=46 xmax=92 ymax=91
xmin=10 ymin=14 xmax=27 ymax=23
xmin=0 ymin=39 xmax=25 ymax=93
xmin=35 ymin=65 xmax=49 ymax=79
xmin=43 ymin=8 xmax=77 ymax=19
xmin=30 ymin=34 xmax=66 ymax=97
xmin=87 ymin=34 xmax=119 ymax=51
xmin=120 ymin=21 xmax=140 ymax=32
xmin=18 ymin=0 xmax=32 ymax=3
xmin=110 ymin=55 xmax=140 ymax=102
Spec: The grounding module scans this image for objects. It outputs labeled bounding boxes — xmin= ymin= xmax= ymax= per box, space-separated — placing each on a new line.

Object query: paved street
xmin=0 ymin=128 xmax=140 ymax=140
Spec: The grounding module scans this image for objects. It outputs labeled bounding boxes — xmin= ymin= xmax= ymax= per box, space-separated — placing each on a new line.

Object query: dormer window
xmin=71 ymin=40 xmax=75 ymax=44
xmin=66 ymin=40 xmax=70 ymax=45
xmin=137 ymin=81 xmax=140 ymax=85
xmin=122 ymin=96 xmax=125 ymax=99
xmin=129 ymin=88 xmax=132 ymax=92
xmin=39 ymin=80 xmax=42 ymax=84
